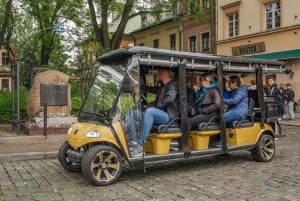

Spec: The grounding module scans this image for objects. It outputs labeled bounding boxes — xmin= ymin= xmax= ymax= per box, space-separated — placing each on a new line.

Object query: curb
xmin=0 ymin=135 xmax=47 ymax=144
xmin=279 ymin=122 xmax=300 ymax=127
xmin=0 ymin=151 xmax=58 ymax=162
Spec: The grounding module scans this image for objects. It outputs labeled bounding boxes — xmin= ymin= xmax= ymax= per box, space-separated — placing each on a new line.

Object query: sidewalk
xmin=0 ymin=125 xmax=67 ymax=162
xmin=1 ymin=113 xmax=300 ymax=162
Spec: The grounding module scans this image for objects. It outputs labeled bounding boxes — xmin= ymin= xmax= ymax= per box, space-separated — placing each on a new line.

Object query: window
xmin=1 ymin=79 xmax=9 ymax=91
xmin=153 ymin=39 xmax=159 ymax=48
xmin=265 ymin=2 xmax=280 ymax=30
xmin=1 ymin=51 xmax=9 ymax=65
xmin=189 ymin=35 xmax=197 ymax=52
xmin=201 ymin=32 xmax=210 ymax=52
xmin=202 ymin=0 xmax=210 ymax=9
xmin=228 ymin=13 xmax=239 ymax=37
xmin=169 ymin=34 xmax=176 ymax=50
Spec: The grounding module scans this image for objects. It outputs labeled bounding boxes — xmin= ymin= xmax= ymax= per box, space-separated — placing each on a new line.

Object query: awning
xmin=245 ymin=49 xmax=300 ymax=60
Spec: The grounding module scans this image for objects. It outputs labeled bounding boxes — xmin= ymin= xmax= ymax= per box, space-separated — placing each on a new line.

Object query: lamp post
xmin=178 ymin=22 xmax=183 ymax=51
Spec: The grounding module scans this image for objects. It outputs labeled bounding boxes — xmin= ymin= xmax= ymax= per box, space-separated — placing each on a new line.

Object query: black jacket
xmin=196 ymin=88 xmax=221 ymax=115
xmin=155 ymin=80 xmax=179 ymax=119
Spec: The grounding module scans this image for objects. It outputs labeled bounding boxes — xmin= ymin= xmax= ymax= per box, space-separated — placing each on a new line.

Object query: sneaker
xmin=130 ymin=146 xmax=143 ymax=157
xmin=128 ymin=140 xmax=139 ymax=147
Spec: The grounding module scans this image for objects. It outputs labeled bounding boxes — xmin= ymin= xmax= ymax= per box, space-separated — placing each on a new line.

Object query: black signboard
xmin=40 ymin=84 xmax=68 ymax=106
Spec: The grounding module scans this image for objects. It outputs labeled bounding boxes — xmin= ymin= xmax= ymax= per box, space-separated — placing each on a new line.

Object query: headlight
xmin=86 ymin=131 xmax=100 ymax=138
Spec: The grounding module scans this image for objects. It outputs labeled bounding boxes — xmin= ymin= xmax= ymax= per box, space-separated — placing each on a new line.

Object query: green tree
xmin=21 ymin=0 xmax=85 ymax=66
xmin=0 ymin=0 xmax=12 ymax=48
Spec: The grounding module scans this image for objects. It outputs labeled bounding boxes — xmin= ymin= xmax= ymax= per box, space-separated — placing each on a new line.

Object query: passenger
xmin=224 ymin=75 xmax=248 ymax=123
xmin=188 ymin=73 xmax=221 ymax=133
xmin=223 ymin=77 xmax=231 ymax=99
xmin=249 ymin=80 xmax=257 ymax=90
xmin=187 ymin=79 xmax=197 ymax=106
xmin=129 ymin=68 xmax=179 ymax=156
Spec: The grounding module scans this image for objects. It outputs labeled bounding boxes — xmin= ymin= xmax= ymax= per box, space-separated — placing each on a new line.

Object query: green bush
xmin=0 ymin=89 xmax=29 ymax=122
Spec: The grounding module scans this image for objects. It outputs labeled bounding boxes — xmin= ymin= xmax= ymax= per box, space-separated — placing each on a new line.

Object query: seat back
xmin=150 ymin=117 xmax=181 ymax=133
xmin=229 ymin=98 xmax=255 ymax=128
xmin=194 ymin=116 xmax=220 ymax=131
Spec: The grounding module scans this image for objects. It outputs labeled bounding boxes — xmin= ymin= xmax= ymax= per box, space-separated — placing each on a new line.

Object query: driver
xmin=128 ymin=68 xmax=179 ymax=157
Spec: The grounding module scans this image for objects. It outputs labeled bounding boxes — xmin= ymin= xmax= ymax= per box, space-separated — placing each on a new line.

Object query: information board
xmin=40 ymin=84 xmax=68 ymax=106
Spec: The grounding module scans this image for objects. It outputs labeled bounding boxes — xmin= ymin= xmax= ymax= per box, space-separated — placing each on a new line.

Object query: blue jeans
xmin=224 ymin=110 xmax=244 ymax=123
xmin=127 ymin=110 xmax=143 ymax=146
xmin=141 ymin=107 xmax=169 ymax=145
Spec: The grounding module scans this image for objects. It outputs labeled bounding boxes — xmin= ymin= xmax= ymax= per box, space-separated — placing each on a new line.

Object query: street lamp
xmin=178 ymin=22 xmax=183 ymax=51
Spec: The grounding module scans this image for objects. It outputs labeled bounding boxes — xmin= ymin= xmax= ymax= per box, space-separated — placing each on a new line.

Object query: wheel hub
xmin=100 ymin=161 xmax=107 ymax=169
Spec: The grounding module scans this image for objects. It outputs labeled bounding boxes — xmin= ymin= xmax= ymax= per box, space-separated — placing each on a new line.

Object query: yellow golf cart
xmin=58 ymin=46 xmax=287 ymax=186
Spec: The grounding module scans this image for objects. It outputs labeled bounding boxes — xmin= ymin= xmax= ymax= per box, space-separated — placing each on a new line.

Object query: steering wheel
xmin=133 ymin=93 xmax=149 ymax=109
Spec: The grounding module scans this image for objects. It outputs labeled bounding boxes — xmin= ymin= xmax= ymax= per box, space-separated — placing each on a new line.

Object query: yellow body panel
xmin=67 ymin=120 xmax=129 ymax=157
xmin=226 ymin=123 xmax=274 ymax=146
xmin=189 ymin=130 xmax=220 ymax=150
xmin=145 ymin=132 xmax=182 ymax=154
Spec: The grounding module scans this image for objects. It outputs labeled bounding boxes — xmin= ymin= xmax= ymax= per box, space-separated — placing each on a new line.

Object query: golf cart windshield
xmin=78 ymin=56 xmax=141 ymax=124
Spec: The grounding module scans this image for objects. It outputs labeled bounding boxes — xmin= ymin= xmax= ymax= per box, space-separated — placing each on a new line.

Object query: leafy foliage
xmin=0 ymin=89 xmax=29 ymax=122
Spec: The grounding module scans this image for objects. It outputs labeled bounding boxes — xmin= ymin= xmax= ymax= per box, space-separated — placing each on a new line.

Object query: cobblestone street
xmin=0 ymin=125 xmax=299 ymax=201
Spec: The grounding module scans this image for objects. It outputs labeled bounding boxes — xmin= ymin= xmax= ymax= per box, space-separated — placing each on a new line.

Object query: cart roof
xmin=98 ymin=46 xmax=287 ymax=74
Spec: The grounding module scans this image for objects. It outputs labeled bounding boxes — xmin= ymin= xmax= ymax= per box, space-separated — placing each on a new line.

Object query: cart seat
xmin=189 ymin=116 xmax=220 ymax=150
xmin=150 ymin=117 xmax=181 ymax=133
xmin=191 ymin=116 xmax=220 ymax=131
xmin=146 ymin=117 xmax=181 ymax=154
xmin=227 ymin=98 xmax=255 ymax=128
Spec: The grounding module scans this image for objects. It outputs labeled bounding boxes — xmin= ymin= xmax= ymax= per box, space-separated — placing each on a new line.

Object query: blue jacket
xmin=224 ymin=85 xmax=248 ymax=118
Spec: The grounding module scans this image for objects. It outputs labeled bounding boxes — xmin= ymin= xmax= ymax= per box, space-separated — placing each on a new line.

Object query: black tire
xmin=58 ymin=141 xmax=81 ymax=172
xmin=251 ymin=134 xmax=275 ymax=162
xmin=81 ymin=145 xmax=123 ymax=186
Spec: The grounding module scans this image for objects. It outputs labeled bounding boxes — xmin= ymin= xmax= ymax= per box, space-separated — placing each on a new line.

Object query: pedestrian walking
xmin=284 ymin=83 xmax=295 ymax=122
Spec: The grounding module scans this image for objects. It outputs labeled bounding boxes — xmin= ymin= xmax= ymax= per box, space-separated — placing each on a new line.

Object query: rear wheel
xmin=251 ymin=134 xmax=275 ymax=162
xmin=58 ymin=141 xmax=81 ymax=172
xmin=81 ymin=145 xmax=123 ymax=186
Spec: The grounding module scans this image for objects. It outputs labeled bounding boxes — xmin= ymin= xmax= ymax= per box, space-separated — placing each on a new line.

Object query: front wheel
xmin=58 ymin=141 xmax=82 ymax=172
xmin=81 ymin=145 xmax=123 ymax=186
xmin=251 ymin=134 xmax=275 ymax=162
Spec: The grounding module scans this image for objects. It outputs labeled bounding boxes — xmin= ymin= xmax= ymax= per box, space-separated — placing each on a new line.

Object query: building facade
xmin=130 ymin=0 xmax=216 ymax=54
xmin=216 ymin=0 xmax=300 ymax=101
xmin=0 ymin=47 xmax=12 ymax=92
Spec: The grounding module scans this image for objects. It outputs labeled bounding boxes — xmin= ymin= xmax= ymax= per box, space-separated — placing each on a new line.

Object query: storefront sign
xmin=232 ymin=42 xmax=265 ymax=56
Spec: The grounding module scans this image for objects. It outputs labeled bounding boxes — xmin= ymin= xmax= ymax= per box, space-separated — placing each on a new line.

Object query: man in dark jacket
xmin=284 ymin=83 xmax=295 ymax=121
xmin=267 ymin=75 xmax=283 ymax=116
xmin=130 ymin=68 xmax=179 ymax=156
